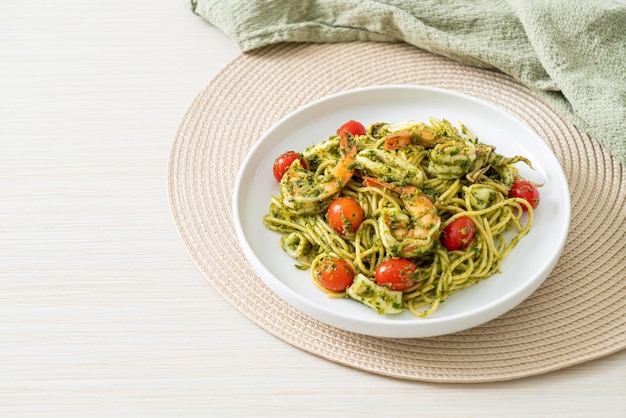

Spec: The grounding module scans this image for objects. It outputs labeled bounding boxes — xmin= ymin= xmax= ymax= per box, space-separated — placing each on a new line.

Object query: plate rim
xmin=232 ymin=83 xmax=571 ymax=338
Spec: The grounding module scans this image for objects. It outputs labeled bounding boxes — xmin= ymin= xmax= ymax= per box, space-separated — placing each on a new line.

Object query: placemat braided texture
xmin=168 ymin=42 xmax=625 ymax=382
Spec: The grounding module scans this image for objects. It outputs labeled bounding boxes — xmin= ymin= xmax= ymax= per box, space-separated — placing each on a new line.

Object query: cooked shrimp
xmin=355 ymin=148 xmax=425 ymax=187
xmin=425 ymin=138 xmax=534 ymax=187
xmin=427 ymin=138 xmax=477 ymax=180
xmin=385 ymin=128 xmax=437 ymax=150
xmin=363 ymin=177 xmax=441 ymax=258
xmin=383 ymin=118 xmax=463 ymax=150
xmin=279 ymin=132 xmax=357 ymax=214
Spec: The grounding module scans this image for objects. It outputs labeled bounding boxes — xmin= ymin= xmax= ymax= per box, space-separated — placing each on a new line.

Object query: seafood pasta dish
xmin=264 ymin=118 xmax=540 ymax=317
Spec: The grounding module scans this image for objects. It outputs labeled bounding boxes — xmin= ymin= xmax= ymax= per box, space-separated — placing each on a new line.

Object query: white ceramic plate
xmin=233 ymin=85 xmax=570 ymax=338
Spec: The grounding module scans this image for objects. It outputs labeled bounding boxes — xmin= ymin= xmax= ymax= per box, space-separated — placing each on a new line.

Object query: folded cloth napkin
xmin=189 ymin=0 xmax=626 ymax=166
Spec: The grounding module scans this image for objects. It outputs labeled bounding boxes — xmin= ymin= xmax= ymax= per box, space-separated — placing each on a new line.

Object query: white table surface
xmin=2 ymin=1 xmax=625 ymax=417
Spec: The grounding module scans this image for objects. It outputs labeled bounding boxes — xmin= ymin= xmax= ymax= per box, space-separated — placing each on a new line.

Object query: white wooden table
xmin=2 ymin=2 xmax=625 ymax=416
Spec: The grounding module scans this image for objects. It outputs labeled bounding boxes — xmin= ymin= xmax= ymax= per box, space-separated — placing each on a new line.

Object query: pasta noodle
xmin=264 ymin=118 xmax=535 ymax=316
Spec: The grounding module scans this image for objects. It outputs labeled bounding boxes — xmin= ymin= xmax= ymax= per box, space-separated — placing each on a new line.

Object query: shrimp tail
xmin=362 ymin=177 xmax=412 ymax=196
xmin=385 ymin=129 xmax=437 ymax=150
xmin=331 ymin=132 xmax=357 ymax=184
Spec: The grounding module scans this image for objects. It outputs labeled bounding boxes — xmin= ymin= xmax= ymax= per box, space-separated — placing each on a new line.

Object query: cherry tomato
xmin=374 ymin=258 xmax=418 ymax=291
xmin=315 ymin=258 xmax=355 ymax=292
xmin=273 ymin=151 xmax=307 ymax=182
xmin=509 ymin=180 xmax=540 ymax=211
xmin=337 ymin=120 xmax=366 ymax=137
xmin=326 ymin=197 xmax=365 ymax=234
xmin=440 ymin=217 xmax=476 ymax=251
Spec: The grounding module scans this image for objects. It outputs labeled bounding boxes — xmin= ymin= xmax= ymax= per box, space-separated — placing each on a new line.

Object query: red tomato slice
xmin=374 ymin=258 xmax=418 ymax=291
xmin=509 ymin=180 xmax=540 ymax=211
xmin=326 ymin=197 xmax=365 ymax=234
xmin=440 ymin=217 xmax=476 ymax=251
xmin=337 ymin=120 xmax=366 ymax=137
xmin=315 ymin=258 xmax=355 ymax=292
xmin=273 ymin=151 xmax=307 ymax=182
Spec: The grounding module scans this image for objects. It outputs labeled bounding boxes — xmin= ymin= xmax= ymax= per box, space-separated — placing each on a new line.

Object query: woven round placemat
xmin=168 ymin=42 xmax=625 ymax=383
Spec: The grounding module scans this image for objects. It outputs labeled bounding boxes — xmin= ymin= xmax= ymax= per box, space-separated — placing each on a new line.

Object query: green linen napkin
xmin=189 ymin=0 xmax=626 ymax=166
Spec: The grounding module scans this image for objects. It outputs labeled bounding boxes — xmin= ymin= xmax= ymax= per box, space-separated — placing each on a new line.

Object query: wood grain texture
xmin=1 ymin=1 xmax=624 ymax=416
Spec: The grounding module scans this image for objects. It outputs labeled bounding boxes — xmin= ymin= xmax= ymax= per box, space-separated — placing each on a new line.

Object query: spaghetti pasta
xmin=264 ymin=118 xmax=536 ymax=316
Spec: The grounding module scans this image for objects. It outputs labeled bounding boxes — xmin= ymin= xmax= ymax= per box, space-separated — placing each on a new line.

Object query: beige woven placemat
xmin=168 ymin=42 xmax=625 ymax=383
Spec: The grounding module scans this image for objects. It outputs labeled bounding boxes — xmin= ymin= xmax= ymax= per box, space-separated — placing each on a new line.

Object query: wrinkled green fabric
xmin=189 ymin=0 xmax=626 ymax=165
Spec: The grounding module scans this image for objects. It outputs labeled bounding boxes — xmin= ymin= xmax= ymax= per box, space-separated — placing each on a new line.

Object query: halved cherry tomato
xmin=337 ymin=120 xmax=366 ymax=137
xmin=273 ymin=151 xmax=307 ymax=182
xmin=440 ymin=217 xmax=476 ymax=251
xmin=315 ymin=258 xmax=355 ymax=292
xmin=374 ymin=258 xmax=418 ymax=291
xmin=326 ymin=197 xmax=365 ymax=234
xmin=509 ymin=179 xmax=540 ymax=211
